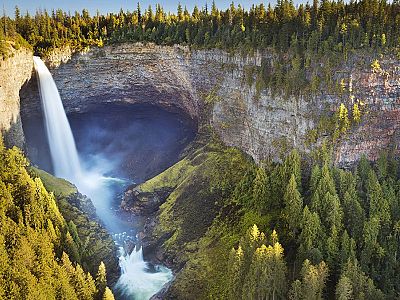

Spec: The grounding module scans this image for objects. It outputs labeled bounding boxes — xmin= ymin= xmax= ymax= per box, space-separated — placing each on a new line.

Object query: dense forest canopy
xmin=194 ymin=144 xmax=400 ymax=299
xmin=1 ymin=0 xmax=400 ymax=56
xmin=0 ymin=139 xmax=115 ymax=299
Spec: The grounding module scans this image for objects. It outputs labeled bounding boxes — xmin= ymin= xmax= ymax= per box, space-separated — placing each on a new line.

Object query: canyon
xmin=1 ymin=42 xmax=399 ymax=298
xmin=1 ymin=43 xmax=398 ymax=167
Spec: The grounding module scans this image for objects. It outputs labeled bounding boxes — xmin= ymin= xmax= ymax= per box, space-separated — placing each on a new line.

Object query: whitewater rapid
xmin=34 ymin=56 xmax=172 ymax=299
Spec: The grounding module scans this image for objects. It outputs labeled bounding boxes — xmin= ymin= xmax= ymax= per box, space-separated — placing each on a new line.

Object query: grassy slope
xmin=30 ymin=167 xmax=77 ymax=197
xmin=136 ymin=136 xmax=264 ymax=299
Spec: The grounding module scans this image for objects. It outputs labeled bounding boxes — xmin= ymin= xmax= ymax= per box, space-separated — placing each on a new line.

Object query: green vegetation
xmin=1 ymin=0 xmax=399 ymax=298
xmin=29 ymin=167 xmax=119 ymax=285
xmin=0 ymin=138 xmax=115 ymax=299
xmin=1 ymin=0 xmax=398 ymax=94
xmin=139 ymin=134 xmax=400 ymax=299
xmin=30 ymin=167 xmax=77 ymax=197
xmin=3 ymin=0 xmax=399 ymax=54
xmin=142 ymin=135 xmax=249 ymax=260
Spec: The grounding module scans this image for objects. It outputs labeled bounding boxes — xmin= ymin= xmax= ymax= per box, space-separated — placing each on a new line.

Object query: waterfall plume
xmin=33 ymin=56 xmax=81 ymax=182
xmin=33 ymin=56 xmax=173 ymax=299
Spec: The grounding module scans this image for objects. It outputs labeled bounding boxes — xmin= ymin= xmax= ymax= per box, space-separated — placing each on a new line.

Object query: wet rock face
xmin=19 ymin=43 xmax=400 ymax=165
xmin=0 ymin=49 xmax=33 ymax=148
xmin=121 ymin=187 xmax=173 ymax=216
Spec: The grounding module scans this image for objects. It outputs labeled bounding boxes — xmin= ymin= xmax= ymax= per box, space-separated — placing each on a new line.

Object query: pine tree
xmin=95 ymin=262 xmax=107 ymax=300
xmin=288 ymin=280 xmax=302 ymax=300
xmin=335 ymin=276 xmax=353 ymax=300
xmin=367 ymin=170 xmax=390 ymax=224
xmin=352 ymin=103 xmax=361 ymax=123
xmin=242 ymin=231 xmax=287 ymax=300
xmin=282 ymin=174 xmax=303 ymax=236
xmin=252 ymin=167 xmax=270 ymax=213
xmin=227 ymin=246 xmax=245 ymax=299
xmin=337 ymin=260 xmax=385 ymax=299
xmin=339 ymin=230 xmax=356 ymax=269
xmin=361 ymin=217 xmax=381 ymax=271
xmin=290 ymin=260 xmax=329 ymax=300
xmin=102 ymin=287 xmax=115 ymax=300
xmin=298 ymin=206 xmax=323 ymax=261
xmin=311 ymin=163 xmax=342 ymax=232
xmin=283 ymin=149 xmax=302 ymax=189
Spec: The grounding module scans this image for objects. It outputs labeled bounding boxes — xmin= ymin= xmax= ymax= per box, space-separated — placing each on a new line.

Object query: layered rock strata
xmin=19 ymin=43 xmax=400 ymax=165
xmin=0 ymin=48 xmax=33 ymax=147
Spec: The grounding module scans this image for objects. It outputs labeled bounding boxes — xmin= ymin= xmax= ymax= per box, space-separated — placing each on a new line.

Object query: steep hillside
xmin=0 ymin=140 xmax=116 ymax=299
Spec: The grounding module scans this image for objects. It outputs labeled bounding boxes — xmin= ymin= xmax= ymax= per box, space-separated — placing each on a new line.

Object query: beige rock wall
xmin=19 ymin=43 xmax=400 ymax=165
xmin=0 ymin=48 xmax=33 ymax=148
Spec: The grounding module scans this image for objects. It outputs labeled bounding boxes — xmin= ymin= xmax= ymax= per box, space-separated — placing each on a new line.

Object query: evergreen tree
xmin=336 ymin=260 xmax=385 ymax=300
xmin=298 ymin=206 xmax=323 ymax=262
xmin=289 ymin=260 xmax=329 ymax=300
xmin=227 ymin=246 xmax=245 ymax=299
xmin=95 ymin=262 xmax=107 ymax=300
xmin=252 ymin=167 xmax=270 ymax=213
xmin=367 ymin=170 xmax=390 ymax=224
xmin=0 ymin=139 xmax=112 ymax=300
xmin=282 ymin=174 xmax=303 ymax=237
xmin=102 ymin=287 xmax=114 ymax=300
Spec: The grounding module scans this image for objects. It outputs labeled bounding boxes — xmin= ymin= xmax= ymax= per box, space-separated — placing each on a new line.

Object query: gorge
xmin=1 ymin=42 xmax=400 ymax=299
xmin=2 ymin=1 xmax=400 ymax=298
xmin=29 ymin=55 xmax=200 ymax=298
xmin=14 ymin=43 xmax=400 ymax=167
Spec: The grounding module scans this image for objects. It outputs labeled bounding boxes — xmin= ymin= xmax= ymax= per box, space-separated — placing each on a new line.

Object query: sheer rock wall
xmin=18 ymin=43 xmax=400 ymax=165
xmin=0 ymin=48 xmax=33 ymax=148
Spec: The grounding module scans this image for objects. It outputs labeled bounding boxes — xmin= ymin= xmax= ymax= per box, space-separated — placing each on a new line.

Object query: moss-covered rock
xmin=124 ymin=136 xmax=255 ymax=298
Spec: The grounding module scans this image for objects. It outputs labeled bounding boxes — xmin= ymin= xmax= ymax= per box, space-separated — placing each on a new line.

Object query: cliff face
xmin=334 ymin=61 xmax=400 ymax=164
xmin=0 ymin=48 xmax=33 ymax=148
xmin=20 ymin=43 xmax=400 ymax=165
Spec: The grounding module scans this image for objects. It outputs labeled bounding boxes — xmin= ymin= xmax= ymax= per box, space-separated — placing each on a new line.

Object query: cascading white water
xmin=116 ymin=247 xmax=173 ymax=299
xmin=34 ymin=56 xmax=172 ymax=299
xmin=33 ymin=56 xmax=81 ymax=182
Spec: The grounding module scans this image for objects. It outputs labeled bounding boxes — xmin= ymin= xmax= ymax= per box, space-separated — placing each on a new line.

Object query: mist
xmin=23 ymin=94 xmax=195 ymax=299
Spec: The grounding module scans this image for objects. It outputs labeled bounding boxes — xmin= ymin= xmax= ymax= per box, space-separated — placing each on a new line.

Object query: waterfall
xmin=33 ymin=56 xmax=81 ymax=182
xmin=116 ymin=247 xmax=173 ymax=299
xmin=34 ymin=56 xmax=172 ymax=299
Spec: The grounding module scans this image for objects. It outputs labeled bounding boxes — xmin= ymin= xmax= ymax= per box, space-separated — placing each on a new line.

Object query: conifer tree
xmin=252 ymin=167 xmax=270 ymax=213
xmin=298 ymin=206 xmax=323 ymax=261
xmin=95 ymin=262 xmax=107 ymax=300
xmin=227 ymin=246 xmax=245 ymax=299
xmin=367 ymin=170 xmax=390 ymax=224
xmin=289 ymin=260 xmax=329 ymax=300
xmin=336 ymin=260 xmax=385 ymax=299
xmin=102 ymin=287 xmax=115 ymax=300
xmin=282 ymin=174 xmax=303 ymax=237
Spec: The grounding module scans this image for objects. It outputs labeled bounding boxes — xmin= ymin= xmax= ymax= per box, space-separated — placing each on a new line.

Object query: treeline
xmin=1 ymin=0 xmax=398 ymax=95
xmin=1 ymin=0 xmax=400 ymax=56
xmin=0 ymin=139 xmax=114 ymax=299
xmin=217 ymin=146 xmax=400 ymax=299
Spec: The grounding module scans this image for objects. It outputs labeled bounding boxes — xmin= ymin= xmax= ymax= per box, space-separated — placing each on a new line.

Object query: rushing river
xmin=27 ymin=57 xmax=195 ymax=299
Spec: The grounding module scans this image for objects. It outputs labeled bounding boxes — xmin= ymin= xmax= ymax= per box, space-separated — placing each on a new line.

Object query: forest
xmin=140 ymin=130 xmax=400 ymax=299
xmin=222 ymin=147 xmax=400 ymax=299
xmin=1 ymin=0 xmax=400 ymax=56
xmin=0 ymin=139 xmax=115 ymax=299
xmin=1 ymin=0 xmax=398 ymax=97
xmin=1 ymin=0 xmax=400 ymax=299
